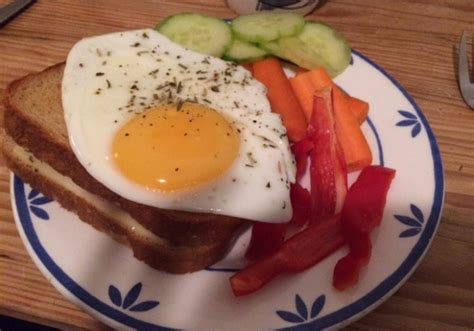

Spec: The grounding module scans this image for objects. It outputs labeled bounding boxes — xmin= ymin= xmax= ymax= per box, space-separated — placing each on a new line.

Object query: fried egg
xmin=62 ymin=29 xmax=295 ymax=222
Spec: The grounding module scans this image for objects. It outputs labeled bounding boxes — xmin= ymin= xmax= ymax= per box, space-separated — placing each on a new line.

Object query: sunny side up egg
xmin=62 ymin=29 xmax=296 ymax=223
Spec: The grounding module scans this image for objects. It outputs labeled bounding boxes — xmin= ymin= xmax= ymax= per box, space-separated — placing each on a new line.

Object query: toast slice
xmin=1 ymin=133 xmax=236 ymax=273
xmin=1 ymin=64 xmax=250 ymax=273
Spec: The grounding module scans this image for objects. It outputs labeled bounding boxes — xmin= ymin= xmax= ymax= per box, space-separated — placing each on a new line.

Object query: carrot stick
xmin=291 ymin=68 xmax=368 ymax=123
xmin=332 ymin=88 xmax=372 ymax=172
xmin=294 ymin=67 xmax=308 ymax=76
xmin=306 ymin=67 xmax=334 ymax=90
xmin=348 ymin=97 xmax=369 ymax=124
xmin=290 ymin=68 xmax=335 ymax=121
xmin=337 ymin=89 xmax=368 ymax=124
xmin=306 ymin=69 xmax=360 ymax=130
xmin=288 ymin=73 xmax=314 ymax=120
xmin=290 ymin=67 xmax=372 ymax=171
xmin=253 ymin=58 xmax=308 ymax=142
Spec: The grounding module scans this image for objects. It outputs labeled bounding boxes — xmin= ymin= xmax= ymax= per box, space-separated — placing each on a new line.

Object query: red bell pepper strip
xmin=289 ymin=183 xmax=312 ymax=227
xmin=332 ymin=233 xmax=372 ymax=290
xmin=342 ymin=166 xmax=396 ymax=235
xmin=333 ymin=166 xmax=396 ymax=291
xmin=332 ymin=253 xmax=362 ymax=290
xmin=241 ymin=62 xmax=253 ymax=74
xmin=347 ymin=233 xmax=372 ymax=266
xmin=289 ymin=137 xmax=313 ymax=228
xmin=244 ymin=139 xmax=313 ymax=260
xmin=231 ymin=215 xmax=345 ymax=296
xmin=245 ymin=222 xmax=288 ymax=261
xmin=291 ymin=137 xmax=314 ymax=182
xmin=308 ymin=88 xmax=348 ymax=222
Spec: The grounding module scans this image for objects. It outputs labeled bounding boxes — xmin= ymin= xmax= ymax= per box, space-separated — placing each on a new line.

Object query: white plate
xmin=11 ymin=51 xmax=444 ymax=330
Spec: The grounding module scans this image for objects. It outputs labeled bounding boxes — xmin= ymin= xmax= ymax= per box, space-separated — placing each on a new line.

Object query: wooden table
xmin=0 ymin=0 xmax=473 ymax=329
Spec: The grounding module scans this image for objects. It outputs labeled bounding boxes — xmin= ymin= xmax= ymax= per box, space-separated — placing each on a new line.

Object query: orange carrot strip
xmin=306 ymin=67 xmax=334 ymax=90
xmin=337 ymin=89 xmax=368 ymax=124
xmin=332 ymin=88 xmax=372 ymax=172
xmin=348 ymin=97 xmax=369 ymax=124
xmin=306 ymin=70 xmax=358 ymax=126
xmin=289 ymin=73 xmax=315 ymax=121
xmin=253 ymin=58 xmax=308 ymax=142
xmin=291 ymin=68 xmax=368 ymax=123
xmin=290 ymin=68 xmax=336 ymax=121
xmin=290 ymin=67 xmax=372 ymax=171
xmin=294 ymin=67 xmax=308 ymax=76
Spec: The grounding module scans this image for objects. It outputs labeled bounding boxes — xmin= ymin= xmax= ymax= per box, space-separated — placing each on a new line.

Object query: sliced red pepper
xmin=333 ymin=253 xmax=362 ymax=290
xmin=291 ymin=137 xmax=313 ymax=182
xmin=231 ymin=215 xmax=345 ymax=296
xmin=333 ymin=165 xmax=396 ymax=291
xmin=308 ymin=88 xmax=348 ymax=222
xmin=245 ymin=222 xmax=288 ymax=261
xmin=347 ymin=233 xmax=372 ymax=266
xmin=332 ymin=233 xmax=372 ymax=290
xmin=289 ymin=183 xmax=311 ymax=227
xmin=240 ymin=62 xmax=253 ymax=74
xmin=342 ymin=166 xmax=396 ymax=235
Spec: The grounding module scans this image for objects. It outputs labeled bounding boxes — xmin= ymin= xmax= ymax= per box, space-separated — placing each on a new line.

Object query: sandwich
xmin=0 ymin=28 xmax=295 ymax=273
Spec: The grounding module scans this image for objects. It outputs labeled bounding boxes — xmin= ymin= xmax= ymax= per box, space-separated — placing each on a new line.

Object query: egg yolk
xmin=112 ymin=102 xmax=240 ymax=192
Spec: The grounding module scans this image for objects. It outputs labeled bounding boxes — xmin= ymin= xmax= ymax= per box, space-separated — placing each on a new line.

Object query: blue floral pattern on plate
xmin=27 ymin=189 xmax=52 ymax=220
xmin=396 ymin=110 xmax=422 ymax=138
xmin=276 ymin=294 xmax=325 ymax=324
xmin=108 ymin=282 xmax=160 ymax=312
xmin=394 ymin=204 xmax=424 ymax=238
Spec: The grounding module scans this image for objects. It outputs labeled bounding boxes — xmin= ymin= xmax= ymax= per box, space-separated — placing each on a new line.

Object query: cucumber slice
xmin=277 ymin=37 xmax=335 ymax=74
xmin=261 ymin=38 xmax=333 ymax=75
xmin=260 ymin=41 xmax=286 ymax=59
xmin=157 ymin=13 xmax=233 ymax=57
xmin=223 ymin=38 xmax=267 ymax=63
xmin=297 ymin=22 xmax=351 ymax=76
xmin=231 ymin=13 xmax=305 ymax=43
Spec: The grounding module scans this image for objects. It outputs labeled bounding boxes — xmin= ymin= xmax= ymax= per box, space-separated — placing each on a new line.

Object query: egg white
xmin=62 ymin=29 xmax=296 ymax=222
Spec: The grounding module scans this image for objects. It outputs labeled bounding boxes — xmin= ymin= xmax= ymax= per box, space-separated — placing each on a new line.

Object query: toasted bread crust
xmin=3 ymin=64 xmax=249 ymax=247
xmin=1 ymin=131 xmax=234 ymax=273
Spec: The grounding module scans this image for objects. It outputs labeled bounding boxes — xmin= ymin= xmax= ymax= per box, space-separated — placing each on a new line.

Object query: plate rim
xmin=10 ymin=50 xmax=444 ymax=330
